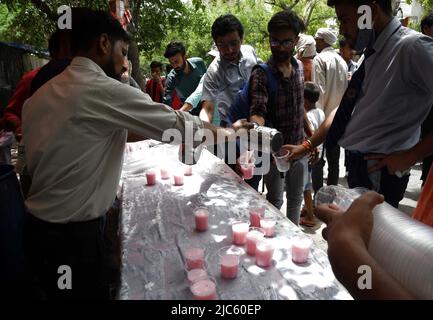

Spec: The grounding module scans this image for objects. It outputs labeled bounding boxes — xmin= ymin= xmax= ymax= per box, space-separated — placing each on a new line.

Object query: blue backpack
xmin=226 ymin=63 xmax=278 ymax=127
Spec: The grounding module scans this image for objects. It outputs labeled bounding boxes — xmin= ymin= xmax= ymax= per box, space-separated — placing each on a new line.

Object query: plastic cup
xmin=218 ymin=246 xmax=242 ymax=279
xmin=273 ymin=149 xmax=290 ymax=172
xmin=249 ymin=207 xmax=265 ymax=227
xmin=160 ymin=167 xmax=170 ymax=180
xmin=145 ymin=169 xmax=156 ymax=186
xmin=231 ymin=221 xmax=250 ymax=245
xmin=190 ymin=277 xmax=217 ymax=300
xmin=184 ymin=165 xmax=193 ymax=176
xmin=194 ymin=207 xmax=209 ymax=232
xmin=256 ymin=239 xmax=275 ymax=268
xmin=291 ymin=236 xmax=312 ymax=264
xmin=240 ymin=163 xmax=254 ymax=180
xmin=246 ymin=227 xmax=266 ymax=256
xmin=186 ymin=268 xmax=209 ymax=285
xmin=173 ymin=169 xmax=184 ymax=186
xmin=185 ymin=247 xmax=205 ymax=270
xmin=260 ymin=218 xmax=276 ymax=237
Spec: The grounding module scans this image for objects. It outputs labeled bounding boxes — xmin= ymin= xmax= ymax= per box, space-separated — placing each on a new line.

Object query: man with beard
xmin=162 ymin=41 xmax=206 ymax=112
xmin=22 ymin=8 xmax=251 ymax=300
xmin=285 ymin=0 xmax=433 ymax=208
xmin=249 ymin=10 xmax=307 ymax=225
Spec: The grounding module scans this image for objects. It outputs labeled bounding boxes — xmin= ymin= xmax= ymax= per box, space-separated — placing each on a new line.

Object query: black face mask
xmin=354 ymin=28 xmax=375 ymax=52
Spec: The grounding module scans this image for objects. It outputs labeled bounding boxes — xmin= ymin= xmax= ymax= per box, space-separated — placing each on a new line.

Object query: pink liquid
xmin=160 ymin=168 xmax=170 ymax=180
xmin=173 ymin=173 xmax=184 ymax=186
xmin=146 ymin=171 xmax=156 ymax=186
xmin=249 ymin=208 xmax=265 ymax=228
xmin=184 ymin=165 xmax=193 ymax=176
xmin=232 ymin=222 xmax=249 ymax=245
xmin=220 ymin=254 xmax=239 ymax=279
xmin=185 ymin=248 xmax=205 ymax=270
xmin=194 ymin=209 xmax=209 ymax=232
xmin=292 ymin=238 xmax=312 ymax=264
xmin=191 ymin=279 xmax=217 ymax=300
xmin=260 ymin=219 xmax=276 ymax=237
xmin=256 ymin=241 xmax=274 ymax=268
xmin=240 ymin=164 xmax=254 ymax=180
xmin=187 ymin=269 xmax=208 ymax=285
xmin=246 ymin=230 xmax=265 ymax=256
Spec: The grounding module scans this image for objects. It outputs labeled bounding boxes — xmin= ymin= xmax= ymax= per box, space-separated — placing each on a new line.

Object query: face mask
xmin=354 ymin=24 xmax=375 ymax=52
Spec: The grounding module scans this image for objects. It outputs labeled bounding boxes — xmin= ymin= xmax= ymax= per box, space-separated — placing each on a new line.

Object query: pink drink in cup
xmin=160 ymin=167 xmax=170 ymax=180
xmin=194 ymin=207 xmax=209 ymax=232
xmin=292 ymin=236 xmax=312 ymax=264
xmin=249 ymin=207 xmax=265 ymax=227
xmin=220 ymin=254 xmax=239 ymax=279
xmin=146 ymin=169 xmax=156 ymax=186
xmin=184 ymin=165 xmax=193 ymax=176
xmin=246 ymin=228 xmax=265 ymax=256
xmin=260 ymin=218 xmax=276 ymax=237
xmin=187 ymin=268 xmax=208 ymax=285
xmin=240 ymin=163 xmax=254 ymax=180
xmin=190 ymin=278 xmax=217 ymax=300
xmin=256 ymin=240 xmax=274 ymax=268
xmin=231 ymin=221 xmax=249 ymax=245
xmin=173 ymin=170 xmax=184 ymax=186
xmin=185 ymin=247 xmax=205 ymax=270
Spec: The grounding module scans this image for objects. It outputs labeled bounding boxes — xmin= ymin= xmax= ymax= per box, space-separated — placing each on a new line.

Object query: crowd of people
xmin=0 ymin=0 xmax=432 ymax=300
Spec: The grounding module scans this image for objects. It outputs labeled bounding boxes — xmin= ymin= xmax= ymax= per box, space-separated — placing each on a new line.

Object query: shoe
xmin=300 ymin=217 xmax=316 ymax=227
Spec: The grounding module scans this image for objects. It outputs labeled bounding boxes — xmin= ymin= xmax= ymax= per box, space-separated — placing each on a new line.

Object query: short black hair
xmin=304 ymin=81 xmax=320 ymax=103
xmin=70 ymin=8 xmax=130 ymax=55
xmin=339 ymin=38 xmax=352 ymax=48
xmin=421 ymin=12 xmax=433 ymax=33
xmin=327 ymin=0 xmax=393 ymax=16
xmin=164 ymin=41 xmax=186 ymax=58
xmin=268 ymin=10 xmax=305 ymax=36
xmin=150 ymin=61 xmax=163 ymax=70
xmin=48 ymin=29 xmax=70 ymax=58
xmin=211 ymin=14 xmax=244 ymax=41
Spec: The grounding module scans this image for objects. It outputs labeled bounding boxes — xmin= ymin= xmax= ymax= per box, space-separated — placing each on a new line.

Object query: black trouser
xmin=24 ymin=213 xmax=110 ymax=300
xmin=346 ymin=151 xmax=409 ymax=208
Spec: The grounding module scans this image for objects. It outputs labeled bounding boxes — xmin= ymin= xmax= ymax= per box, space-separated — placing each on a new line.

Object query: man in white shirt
xmin=22 ymin=9 xmax=250 ymax=300
xmin=312 ymin=27 xmax=348 ymax=187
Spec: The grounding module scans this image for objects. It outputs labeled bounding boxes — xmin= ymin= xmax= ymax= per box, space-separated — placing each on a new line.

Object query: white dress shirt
xmin=23 ymin=57 xmax=203 ymax=223
xmin=312 ymin=47 xmax=348 ymax=117
xmin=339 ymin=18 xmax=433 ymax=154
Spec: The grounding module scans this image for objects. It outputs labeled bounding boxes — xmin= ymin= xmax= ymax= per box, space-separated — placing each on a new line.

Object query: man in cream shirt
xmin=312 ymin=27 xmax=348 ymax=187
xmin=22 ymin=9 xmax=249 ymax=300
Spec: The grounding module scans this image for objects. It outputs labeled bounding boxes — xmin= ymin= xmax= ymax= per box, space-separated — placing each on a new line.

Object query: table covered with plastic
xmin=117 ymin=140 xmax=352 ymax=300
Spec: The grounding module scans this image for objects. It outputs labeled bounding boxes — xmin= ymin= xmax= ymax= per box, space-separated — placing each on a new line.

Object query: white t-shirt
xmin=307 ymin=107 xmax=325 ymax=153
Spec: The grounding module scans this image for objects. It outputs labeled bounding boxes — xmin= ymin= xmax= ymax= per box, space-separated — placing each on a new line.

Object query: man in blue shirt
xmin=163 ymin=41 xmax=206 ymax=112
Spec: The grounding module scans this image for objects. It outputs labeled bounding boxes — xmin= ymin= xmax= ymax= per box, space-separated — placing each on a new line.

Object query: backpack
xmin=226 ymin=63 xmax=278 ymax=127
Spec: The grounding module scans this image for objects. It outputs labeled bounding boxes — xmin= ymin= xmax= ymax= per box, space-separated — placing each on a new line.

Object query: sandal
xmin=300 ymin=217 xmax=316 ymax=227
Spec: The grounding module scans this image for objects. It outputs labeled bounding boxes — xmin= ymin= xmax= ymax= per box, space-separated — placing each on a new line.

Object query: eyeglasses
xmin=269 ymin=38 xmax=295 ymax=48
xmin=216 ymin=39 xmax=241 ymax=50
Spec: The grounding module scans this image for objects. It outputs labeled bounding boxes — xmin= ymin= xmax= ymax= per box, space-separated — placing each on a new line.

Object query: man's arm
xmin=315 ymin=192 xmax=413 ymax=300
xmin=304 ymin=109 xmax=313 ymax=138
xmin=286 ymin=107 xmax=337 ymax=160
xmin=199 ymin=100 xmax=214 ymax=123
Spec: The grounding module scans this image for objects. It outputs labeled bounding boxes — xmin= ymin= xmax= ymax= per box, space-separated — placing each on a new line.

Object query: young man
xmin=313 ymin=27 xmax=348 ymax=187
xmin=22 ymin=8 xmax=251 ymax=300
xmin=200 ymin=14 xmax=258 ymax=126
xmin=163 ymin=41 xmax=206 ymax=112
xmin=249 ymin=10 xmax=306 ymax=225
xmin=286 ymin=0 xmax=433 ymax=208
xmin=421 ymin=12 xmax=433 ymax=37
xmin=145 ymin=61 xmax=165 ymax=103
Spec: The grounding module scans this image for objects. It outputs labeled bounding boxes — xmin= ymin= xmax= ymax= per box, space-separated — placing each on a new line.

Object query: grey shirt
xmin=339 ymin=18 xmax=433 ymax=154
xmin=201 ymin=45 xmax=258 ymax=124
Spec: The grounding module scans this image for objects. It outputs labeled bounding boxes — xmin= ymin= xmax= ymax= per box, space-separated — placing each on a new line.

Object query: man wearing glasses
xmin=249 ymin=10 xmax=307 ymax=225
xmin=200 ymin=14 xmax=258 ymax=127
